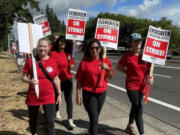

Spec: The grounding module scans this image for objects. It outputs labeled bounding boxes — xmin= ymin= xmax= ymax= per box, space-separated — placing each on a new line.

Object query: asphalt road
xmin=73 ymin=53 xmax=180 ymax=129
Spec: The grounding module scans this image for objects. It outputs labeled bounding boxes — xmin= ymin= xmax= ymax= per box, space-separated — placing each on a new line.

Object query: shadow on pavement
xmin=56 ymin=119 xmax=128 ymax=135
xmin=8 ymin=109 xmax=28 ymax=121
xmin=16 ymin=91 xmax=27 ymax=97
xmin=9 ymin=70 xmax=19 ymax=73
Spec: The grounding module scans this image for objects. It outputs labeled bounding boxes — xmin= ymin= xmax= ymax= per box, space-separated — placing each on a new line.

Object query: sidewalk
xmin=55 ymin=80 xmax=180 ymax=135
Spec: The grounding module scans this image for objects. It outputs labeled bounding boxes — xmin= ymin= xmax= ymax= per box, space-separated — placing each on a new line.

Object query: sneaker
xmin=125 ymin=125 xmax=137 ymax=135
xmin=56 ymin=110 xmax=61 ymax=120
xmin=68 ymin=119 xmax=76 ymax=129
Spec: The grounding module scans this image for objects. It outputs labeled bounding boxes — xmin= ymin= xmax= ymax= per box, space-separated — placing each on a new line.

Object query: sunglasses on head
xmin=89 ymin=47 xmax=100 ymax=51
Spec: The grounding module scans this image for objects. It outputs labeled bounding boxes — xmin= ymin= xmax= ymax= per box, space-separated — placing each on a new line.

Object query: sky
xmin=36 ymin=0 xmax=180 ymax=26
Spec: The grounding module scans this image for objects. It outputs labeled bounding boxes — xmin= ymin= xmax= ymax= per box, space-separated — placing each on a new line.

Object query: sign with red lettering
xmin=95 ymin=18 xmax=120 ymax=49
xmin=66 ymin=9 xmax=87 ymax=41
xmin=12 ymin=43 xmax=16 ymax=49
xmin=142 ymin=25 xmax=171 ymax=65
xmin=33 ymin=14 xmax=51 ymax=37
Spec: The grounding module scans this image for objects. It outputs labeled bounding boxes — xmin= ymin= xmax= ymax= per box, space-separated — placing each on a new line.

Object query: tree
xmin=45 ymin=4 xmax=66 ymax=36
xmin=84 ymin=12 xmax=180 ymax=51
xmin=0 ymin=0 xmax=40 ymax=50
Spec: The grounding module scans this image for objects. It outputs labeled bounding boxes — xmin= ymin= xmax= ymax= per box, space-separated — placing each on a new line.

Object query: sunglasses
xmin=89 ymin=47 xmax=100 ymax=51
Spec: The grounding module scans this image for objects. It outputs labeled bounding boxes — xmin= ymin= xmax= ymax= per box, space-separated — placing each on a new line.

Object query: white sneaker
xmin=68 ymin=119 xmax=76 ymax=129
xmin=56 ymin=110 xmax=61 ymax=120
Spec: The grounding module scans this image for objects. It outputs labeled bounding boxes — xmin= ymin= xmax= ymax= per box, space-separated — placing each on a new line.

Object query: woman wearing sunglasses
xmin=76 ymin=39 xmax=114 ymax=135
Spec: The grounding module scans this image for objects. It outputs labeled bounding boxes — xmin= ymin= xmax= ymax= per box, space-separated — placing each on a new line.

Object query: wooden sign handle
xmin=149 ymin=63 xmax=154 ymax=77
xmin=28 ymin=23 xmax=34 ymax=54
xmin=28 ymin=23 xmax=39 ymax=98
xmin=103 ymin=47 xmax=107 ymax=58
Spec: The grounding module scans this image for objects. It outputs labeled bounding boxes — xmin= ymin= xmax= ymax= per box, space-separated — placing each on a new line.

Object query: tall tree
xmin=0 ymin=0 xmax=40 ymax=50
xmin=85 ymin=12 xmax=180 ymax=51
xmin=45 ymin=4 xmax=66 ymax=35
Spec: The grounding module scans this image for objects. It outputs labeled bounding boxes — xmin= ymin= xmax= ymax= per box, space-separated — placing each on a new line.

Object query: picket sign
xmin=17 ymin=22 xmax=45 ymax=98
xmin=144 ymin=63 xmax=154 ymax=103
xmin=66 ymin=8 xmax=87 ymax=41
xmin=28 ymin=23 xmax=39 ymax=98
xmin=65 ymin=8 xmax=87 ymax=62
xmin=95 ymin=18 xmax=120 ymax=87
xmin=33 ymin=14 xmax=51 ymax=37
xmin=143 ymin=26 xmax=171 ymax=103
xmin=95 ymin=18 xmax=120 ymax=50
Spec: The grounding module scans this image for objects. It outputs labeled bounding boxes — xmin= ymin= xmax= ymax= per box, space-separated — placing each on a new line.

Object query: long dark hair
xmin=84 ymin=39 xmax=103 ymax=60
xmin=51 ymin=36 xmax=73 ymax=55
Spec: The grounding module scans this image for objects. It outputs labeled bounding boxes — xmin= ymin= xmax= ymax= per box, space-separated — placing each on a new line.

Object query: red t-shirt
xmin=118 ymin=51 xmax=150 ymax=93
xmin=50 ymin=51 xmax=75 ymax=82
xmin=76 ymin=57 xmax=113 ymax=93
xmin=23 ymin=57 xmax=59 ymax=106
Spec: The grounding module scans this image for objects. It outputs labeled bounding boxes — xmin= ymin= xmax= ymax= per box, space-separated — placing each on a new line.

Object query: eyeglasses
xmin=89 ymin=47 xmax=99 ymax=51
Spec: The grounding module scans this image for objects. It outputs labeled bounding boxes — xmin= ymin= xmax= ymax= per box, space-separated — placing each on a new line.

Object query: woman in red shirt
xmin=76 ymin=39 xmax=114 ymax=135
xmin=50 ymin=36 xmax=76 ymax=129
xmin=22 ymin=38 xmax=61 ymax=135
xmin=116 ymin=33 xmax=153 ymax=135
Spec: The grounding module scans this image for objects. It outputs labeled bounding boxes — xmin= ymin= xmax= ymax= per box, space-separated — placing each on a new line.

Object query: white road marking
xmin=155 ymin=65 xmax=180 ymax=70
xmin=107 ymin=83 xmax=180 ymax=112
xmin=111 ymin=60 xmax=180 ymax=70
xmin=153 ymin=74 xmax=172 ymax=78
xmin=72 ymin=70 xmax=180 ymax=112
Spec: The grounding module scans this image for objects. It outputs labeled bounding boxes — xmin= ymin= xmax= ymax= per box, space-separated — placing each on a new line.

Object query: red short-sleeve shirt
xmin=50 ymin=51 xmax=75 ymax=82
xmin=76 ymin=57 xmax=113 ymax=93
xmin=23 ymin=57 xmax=59 ymax=106
xmin=118 ymin=51 xmax=150 ymax=93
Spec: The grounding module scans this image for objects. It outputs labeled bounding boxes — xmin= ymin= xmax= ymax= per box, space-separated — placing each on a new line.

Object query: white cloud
xmin=128 ymin=0 xmax=161 ymax=17
xmin=38 ymin=0 xmax=117 ymax=16
xmin=151 ymin=4 xmax=180 ymax=26
xmin=118 ymin=2 xmax=180 ymax=26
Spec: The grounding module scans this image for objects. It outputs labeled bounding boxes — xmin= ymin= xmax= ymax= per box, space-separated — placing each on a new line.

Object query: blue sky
xmin=36 ymin=0 xmax=180 ymax=26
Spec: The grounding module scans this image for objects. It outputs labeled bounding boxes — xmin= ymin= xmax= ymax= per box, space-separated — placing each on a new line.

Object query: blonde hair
xmin=37 ymin=38 xmax=50 ymax=46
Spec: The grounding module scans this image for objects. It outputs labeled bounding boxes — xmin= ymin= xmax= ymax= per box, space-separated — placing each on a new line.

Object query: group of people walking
xmin=21 ymin=32 xmax=153 ymax=135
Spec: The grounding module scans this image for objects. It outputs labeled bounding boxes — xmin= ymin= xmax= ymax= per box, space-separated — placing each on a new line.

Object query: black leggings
xmin=28 ymin=104 xmax=56 ymax=135
xmin=127 ymin=90 xmax=144 ymax=134
xmin=83 ymin=90 xmax=106 ymax=135
xmin=56 ymin=78 xmax=73 ymax=119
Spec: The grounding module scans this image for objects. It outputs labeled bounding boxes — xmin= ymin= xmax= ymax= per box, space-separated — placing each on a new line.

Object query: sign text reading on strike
xmin=144 ymin=38 xmax=168 ymax=59
xmin=67 ymin=19 xmax=85 ymax=35
xmin=96 ymin=28 xmax=117 ymax=43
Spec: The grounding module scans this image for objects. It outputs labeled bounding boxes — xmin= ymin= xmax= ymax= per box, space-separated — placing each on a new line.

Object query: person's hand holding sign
xmin=29 ymin=78 xmax=39 ymax=85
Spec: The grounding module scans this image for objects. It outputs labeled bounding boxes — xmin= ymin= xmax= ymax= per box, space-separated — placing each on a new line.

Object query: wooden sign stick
xmin=28 ymin=23 xmax=39 ymax=98
xmin=99 ymin=47 xmax=107 ymax=87
xmin=144 ymin=63 xmax=154 ymax=103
